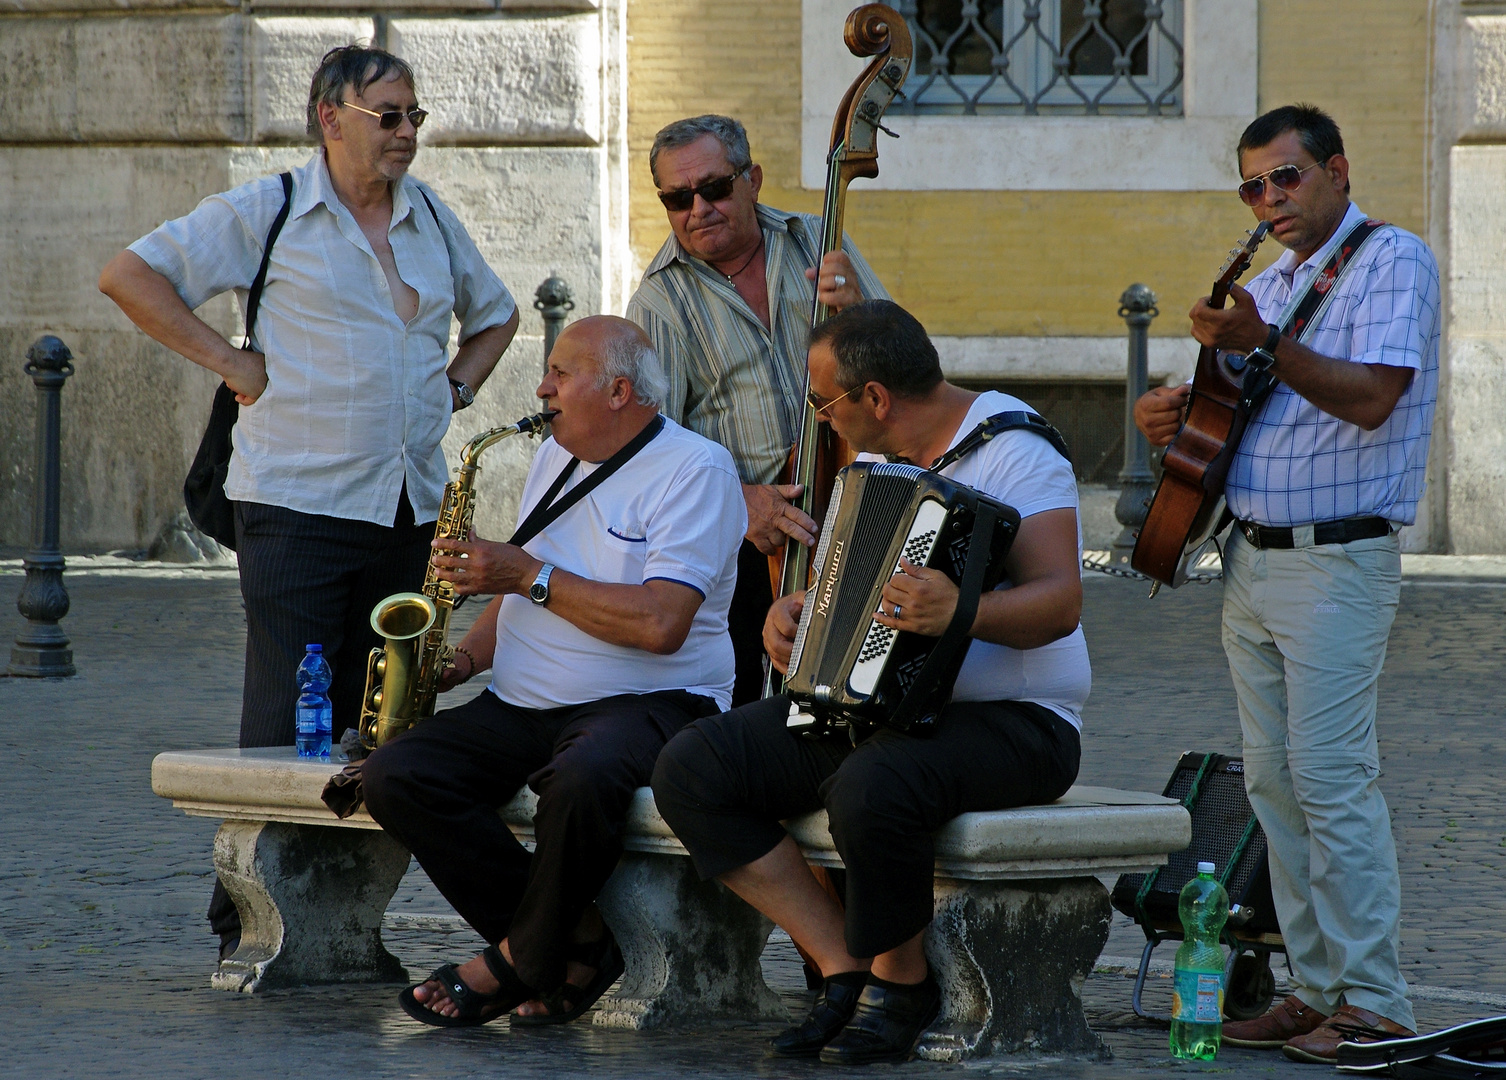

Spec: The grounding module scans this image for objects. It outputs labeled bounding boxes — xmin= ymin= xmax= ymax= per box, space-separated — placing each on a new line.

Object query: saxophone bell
xmin=358 ymin=593 xmax=438 ymax=749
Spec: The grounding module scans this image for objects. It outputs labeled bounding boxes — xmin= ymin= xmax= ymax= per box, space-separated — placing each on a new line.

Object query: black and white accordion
xmin=784 ymin=461 xmax=1020 ymax=738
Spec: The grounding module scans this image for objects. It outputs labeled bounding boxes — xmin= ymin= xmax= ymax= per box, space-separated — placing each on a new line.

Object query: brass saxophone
xmin=358 ymin=410 xmax=555 ymax=749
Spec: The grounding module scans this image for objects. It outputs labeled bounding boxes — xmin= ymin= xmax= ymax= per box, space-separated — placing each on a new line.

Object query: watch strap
xmin=530 ymin=562 xmax=555 ymax=604
xmin=1262 ymin=323 xmax=1282 ymax=353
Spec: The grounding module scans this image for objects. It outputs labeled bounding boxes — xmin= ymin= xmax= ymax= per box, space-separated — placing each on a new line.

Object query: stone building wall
xmin=0 ymin=0 xmax=627 ymax=550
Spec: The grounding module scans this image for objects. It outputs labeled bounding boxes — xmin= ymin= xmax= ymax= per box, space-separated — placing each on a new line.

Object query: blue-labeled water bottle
xmin=295 ymin=644 xmax=333 ymax=760
xmin=1170 ymin=860 xmax=1229 ymax=1060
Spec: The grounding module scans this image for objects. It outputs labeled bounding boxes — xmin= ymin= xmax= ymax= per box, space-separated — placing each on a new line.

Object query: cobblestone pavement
xmin=1 ymin=561 xmax=1504 ymax=1077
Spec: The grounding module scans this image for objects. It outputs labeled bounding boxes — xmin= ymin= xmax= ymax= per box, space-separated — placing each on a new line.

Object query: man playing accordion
xmin=652 ymin=299 xmax=1092 ymax=1065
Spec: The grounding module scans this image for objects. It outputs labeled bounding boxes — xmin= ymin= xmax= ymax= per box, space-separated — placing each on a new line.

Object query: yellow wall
xmin=626 ymin=0 xmax=1431 ymax=340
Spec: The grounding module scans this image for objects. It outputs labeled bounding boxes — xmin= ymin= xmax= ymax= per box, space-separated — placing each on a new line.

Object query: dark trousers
xmin=209 ymin=494 xmax=431 ymax=940
xmin=651 ymin=695 xmax=1081 ymax=959
xmin=728 ymin=539 xmax=774 ymax=707
xmin=361 ymin=687 xmax=717 ymax=990
xmin=233 ymin=496 xmax=432 ymax=747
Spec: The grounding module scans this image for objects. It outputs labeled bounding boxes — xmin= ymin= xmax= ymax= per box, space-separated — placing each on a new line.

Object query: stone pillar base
xmin=593 ymin=851 xmax=788 ymax=1030
xmin=917 ymin=876 xmax=1111 ymax=1061
xmin=211 ymin=820 xmax=411 ymax=993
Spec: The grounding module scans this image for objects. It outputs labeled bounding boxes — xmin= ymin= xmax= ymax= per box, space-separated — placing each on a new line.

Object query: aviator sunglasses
xmin=657 ymin=169 xmax=749 ymax=212
xmin=1237 ymin=159 xmax=1326 ymax=206
xmin=339 ymin=100 xmax=429 ymax=130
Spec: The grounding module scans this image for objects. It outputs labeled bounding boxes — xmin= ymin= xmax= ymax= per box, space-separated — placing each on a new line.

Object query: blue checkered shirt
xmin=1226 ymin=203 xmax=1440 ymax=527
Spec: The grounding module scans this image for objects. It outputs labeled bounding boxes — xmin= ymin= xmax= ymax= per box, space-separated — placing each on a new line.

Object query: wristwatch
xmin=448 ymin=377 xmax=475 ymax=410
xmin=529 ymin=563 xmax=555 ymax=605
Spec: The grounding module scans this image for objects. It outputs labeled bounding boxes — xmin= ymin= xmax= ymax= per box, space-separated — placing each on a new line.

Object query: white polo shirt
xmin=858 ymin=391 xmax=1091 ymax=730
xmin=490 ymin=416 xmax=746 ymax=711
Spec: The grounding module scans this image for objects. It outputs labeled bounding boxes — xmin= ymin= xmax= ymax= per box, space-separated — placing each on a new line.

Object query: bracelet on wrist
xmin=454 ymin=646 xmax=479 ymax=681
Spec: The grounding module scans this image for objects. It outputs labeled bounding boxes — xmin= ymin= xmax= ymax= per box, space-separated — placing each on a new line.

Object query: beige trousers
xmin=1221 ymin=529 xmax=1414 ymax=1030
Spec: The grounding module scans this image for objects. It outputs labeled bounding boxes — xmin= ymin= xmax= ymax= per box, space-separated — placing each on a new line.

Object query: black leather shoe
xmin=769 ymin=972 xmax=867 ymax=1057
xmin=819 ymin=974 xmax=941 ymax=1065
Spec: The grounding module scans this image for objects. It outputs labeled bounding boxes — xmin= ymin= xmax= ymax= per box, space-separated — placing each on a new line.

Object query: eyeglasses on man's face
xmin=1237 ymin=159 xmax=1326 ymax=206
xmin=806 ymin=382 xmax=861 ymax=416
xmin=657 ymin=169 xmax=749 ymax=213
xmin=339 ymin=100 xmax=428 ymax=131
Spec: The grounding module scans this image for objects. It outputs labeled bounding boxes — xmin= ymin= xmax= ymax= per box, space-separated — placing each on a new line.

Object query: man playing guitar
xmin=1135 ymin=103 xmax=1439 ymax=1064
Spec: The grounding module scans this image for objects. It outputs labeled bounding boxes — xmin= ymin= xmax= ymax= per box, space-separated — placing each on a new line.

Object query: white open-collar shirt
xmin=131 ymin=150 xmax=516 ymax=526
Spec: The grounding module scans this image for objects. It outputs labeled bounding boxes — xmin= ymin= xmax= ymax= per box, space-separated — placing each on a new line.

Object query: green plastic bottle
xmin=1170 ymin=861 xmax=1229 ymax=1060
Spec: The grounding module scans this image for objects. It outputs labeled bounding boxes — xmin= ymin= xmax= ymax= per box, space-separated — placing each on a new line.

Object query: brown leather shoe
xmin=1222 ymin=995 xmax=1329 ymax=1049
xmin=1281 ymin=1004 xmax=1416 ymax=1064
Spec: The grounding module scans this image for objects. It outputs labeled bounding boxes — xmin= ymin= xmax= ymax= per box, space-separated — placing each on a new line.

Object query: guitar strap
xmin=1236 ymin=217 xmax=1389 ymax=417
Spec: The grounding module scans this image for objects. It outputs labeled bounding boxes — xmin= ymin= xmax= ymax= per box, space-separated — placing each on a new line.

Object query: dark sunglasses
xmin=1237 ymin=160 xmax=1324 ymax=206
xmin=340 ymin=100 xmax=428 ymax=130
xmin=656 ymin=169 xmax=748 ymax=212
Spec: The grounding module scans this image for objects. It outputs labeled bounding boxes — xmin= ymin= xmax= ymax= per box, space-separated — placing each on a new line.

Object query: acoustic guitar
xmin=1131 ymin=222 xmax=1272 ymax=592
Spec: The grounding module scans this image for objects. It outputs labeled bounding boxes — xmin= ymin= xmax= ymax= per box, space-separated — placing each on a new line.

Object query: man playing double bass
xmin=627 ymin=114 xmax=888 ymax=704
xmin=1135 ymin=103 xmax=1438 ymax=1064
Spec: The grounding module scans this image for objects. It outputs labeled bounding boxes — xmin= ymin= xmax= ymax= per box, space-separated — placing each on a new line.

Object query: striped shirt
xmin=626 ymin=205 xmax=887 ymax=485
xmin=130 ymin=150 xmax=516 ymax=526
xmin=1227 ymin=202 xmax=1440 ymax=527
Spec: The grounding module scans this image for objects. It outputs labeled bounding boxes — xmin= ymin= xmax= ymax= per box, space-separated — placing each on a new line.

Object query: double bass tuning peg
xmin=877 ymin=122 xmax=899 ymax=138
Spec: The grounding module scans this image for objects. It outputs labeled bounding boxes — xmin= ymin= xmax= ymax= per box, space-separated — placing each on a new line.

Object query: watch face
xmin=529 ymin=582 xmax=548 ymax=603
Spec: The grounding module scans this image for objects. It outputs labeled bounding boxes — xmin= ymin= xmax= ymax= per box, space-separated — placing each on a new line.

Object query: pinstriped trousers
xmin=233 ymin=497 xmax=433 ymax=746
xmin=210 ymin=496 xmax=433 ymax=940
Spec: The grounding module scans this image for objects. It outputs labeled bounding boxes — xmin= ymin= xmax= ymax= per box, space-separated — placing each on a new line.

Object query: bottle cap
xmin=1197 ymin=861 xmax=1215 ymax=875
xmin=306 ymin=644 xmax=322 ymax=653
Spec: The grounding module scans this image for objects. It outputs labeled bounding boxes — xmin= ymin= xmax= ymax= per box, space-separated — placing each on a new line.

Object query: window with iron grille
xmin=894 ymin=0 xmax=1184 ymax=116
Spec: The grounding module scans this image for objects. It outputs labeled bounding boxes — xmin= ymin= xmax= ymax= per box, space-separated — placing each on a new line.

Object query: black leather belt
xmin=1236 ymin=516 xmax=1392 ymax=550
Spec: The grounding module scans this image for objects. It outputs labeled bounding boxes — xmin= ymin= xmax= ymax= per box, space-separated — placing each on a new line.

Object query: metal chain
xmin=1080 ymin=553 xmax=1223 ymax=585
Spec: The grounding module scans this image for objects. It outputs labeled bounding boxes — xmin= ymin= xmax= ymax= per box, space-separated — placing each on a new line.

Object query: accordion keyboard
xmin=848 ymin=498 xmax=948 ymax=695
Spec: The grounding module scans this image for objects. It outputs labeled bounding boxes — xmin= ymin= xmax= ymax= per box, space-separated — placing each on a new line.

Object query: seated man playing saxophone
xmin=362 ymin=315 xmax=746 ymax=1028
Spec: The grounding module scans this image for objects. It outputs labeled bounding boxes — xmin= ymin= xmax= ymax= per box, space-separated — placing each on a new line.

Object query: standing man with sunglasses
xmin=1135 ymin=103 xmax=1439 ymax=1064
xmin=626 ymin=115 xmax=888 ymax=705
xmin=99 ymin=44 xmax=519 ymax=959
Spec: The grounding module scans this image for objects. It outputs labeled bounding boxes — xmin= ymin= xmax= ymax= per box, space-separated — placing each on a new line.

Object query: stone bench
xmin=152 ymin=746 xmax=1189 ymax=1061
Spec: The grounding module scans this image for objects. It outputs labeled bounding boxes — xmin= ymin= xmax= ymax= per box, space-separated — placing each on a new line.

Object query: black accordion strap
xmin=885 ymin=502 xmax=998 ymax=734
xmin=928 ymin=410 xmax=1072 ymax=474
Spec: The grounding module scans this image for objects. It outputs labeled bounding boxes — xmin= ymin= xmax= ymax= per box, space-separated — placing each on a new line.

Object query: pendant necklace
xmin=717 ymin=236 xmax=764 ymax=285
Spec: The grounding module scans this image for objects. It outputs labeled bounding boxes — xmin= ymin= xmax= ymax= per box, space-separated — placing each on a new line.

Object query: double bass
xmin=766 ymin=3 xmax=912 ymax=694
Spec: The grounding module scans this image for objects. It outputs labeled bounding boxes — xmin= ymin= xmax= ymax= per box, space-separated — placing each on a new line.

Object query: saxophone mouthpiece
xmin=524 ymin=410 xmax=559 ymax=435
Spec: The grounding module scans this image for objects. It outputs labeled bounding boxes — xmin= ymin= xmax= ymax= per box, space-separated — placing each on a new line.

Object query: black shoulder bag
xmin=183 ymin=172 xmax=294 ymax=550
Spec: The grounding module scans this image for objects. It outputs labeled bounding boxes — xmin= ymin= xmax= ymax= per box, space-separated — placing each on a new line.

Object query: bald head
xmin=556 ymin=315 xmax=668 ymax=407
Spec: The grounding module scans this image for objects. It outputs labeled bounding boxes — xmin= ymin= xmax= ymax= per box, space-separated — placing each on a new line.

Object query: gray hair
xmin=649 ymin=115 xmax=752 ymax=186
xmin=595 ymin=334 xmax=670 ymax=408
xmin=306 ymin=45 xmax=417 ymax=141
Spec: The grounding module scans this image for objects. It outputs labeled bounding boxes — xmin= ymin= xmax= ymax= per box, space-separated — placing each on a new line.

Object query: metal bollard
xmin=533 ymin=272 xmax=575 ymax=370
xmin=1111 ymin=284 xmax=1158 ymax=564
xmin=8 ymin=336 xmax=76 ymax=677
